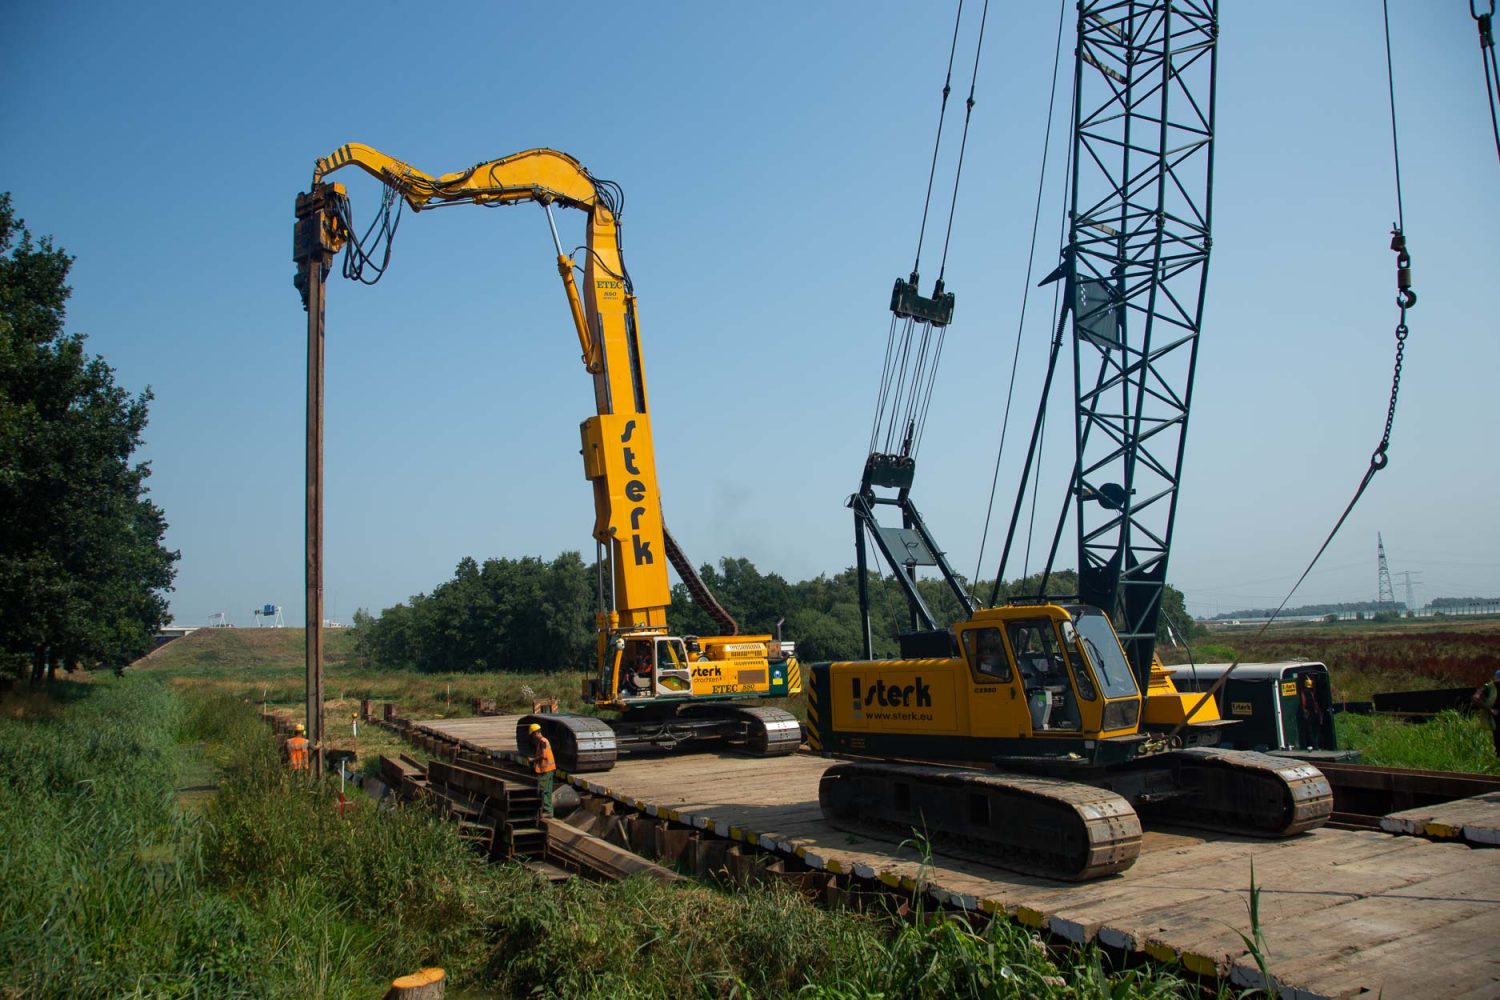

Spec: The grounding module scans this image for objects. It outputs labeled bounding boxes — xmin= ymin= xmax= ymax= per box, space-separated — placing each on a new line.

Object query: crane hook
xmin=1390 ymin=226 xmax=1416 ymax=308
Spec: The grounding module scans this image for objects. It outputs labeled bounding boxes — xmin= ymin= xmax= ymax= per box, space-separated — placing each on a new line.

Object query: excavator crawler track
xmin=819 ymin=762 xmax=1143 ymax=881
xmin=1138 ymin=747 xmax=1333 ymax=836
xmin=517 ymin=714 xmax=618 ymax=774
xmin=733 ymin=706 xmax=803 ymax=757
xmin=675 ymin=704 xmax=802 ymax=756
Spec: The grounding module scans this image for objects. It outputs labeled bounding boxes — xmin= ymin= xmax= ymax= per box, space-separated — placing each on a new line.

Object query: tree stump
xmin=385 ymin=967 xmax=444 ymax=999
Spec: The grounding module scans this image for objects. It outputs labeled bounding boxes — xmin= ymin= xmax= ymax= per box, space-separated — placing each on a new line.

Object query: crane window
xmin=1059 ymin=620 xmax=1097 ymax=701
xmin=656 ymin=638 xmax=693 ymax=694
xmin=963 ymin=628 xmax=1012 ymax=682
xmin=1007 ymin=621 xmax=1067 ymax=688
xmin=1070 ymin=609 xmax=1139 ymax=699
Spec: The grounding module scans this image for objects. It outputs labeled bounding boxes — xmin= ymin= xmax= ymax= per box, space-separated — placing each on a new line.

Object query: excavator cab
xmin=595 ymin=633 xmax=696 ymax=702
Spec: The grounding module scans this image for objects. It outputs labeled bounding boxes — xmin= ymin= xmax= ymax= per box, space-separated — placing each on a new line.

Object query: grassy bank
xmin=0 ymin=677 xmax=1209 ymax=999
xmin=138 ymin=626 xmax=594 ymax=724
xmin=136 ymin=627 xmax=809 ymax=732
xmin=1336 ymin=709 xmax=1500 ymax=774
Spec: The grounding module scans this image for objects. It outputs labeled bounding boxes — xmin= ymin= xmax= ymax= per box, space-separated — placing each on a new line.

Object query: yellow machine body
xmin=809 ymin=603 xmax=1219 ymax=761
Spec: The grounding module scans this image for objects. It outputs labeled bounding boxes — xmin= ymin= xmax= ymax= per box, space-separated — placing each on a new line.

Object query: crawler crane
xmin=296 ymin=144 xmax=801 ymax=773
xmin=809 ymin=1 xmax=1332 ymax=880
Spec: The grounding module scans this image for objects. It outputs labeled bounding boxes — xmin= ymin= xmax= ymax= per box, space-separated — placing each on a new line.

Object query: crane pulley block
xmin=890 ymin=272 xmax=955 ymax=327
xmin=862 ymin=451 xmax=916 ymax=491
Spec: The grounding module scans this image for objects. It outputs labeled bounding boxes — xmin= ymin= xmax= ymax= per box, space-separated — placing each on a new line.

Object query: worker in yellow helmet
xmin=527 ymin=723 xmax=557 ymax=817
xmin=284 ymin=723 xmax=310 ymax=772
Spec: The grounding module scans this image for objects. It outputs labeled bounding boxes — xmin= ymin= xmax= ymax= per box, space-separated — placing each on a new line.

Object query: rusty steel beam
xmin=294 ymin=185 xmax=340 ymax=779
xmin=542 ymin=818 xmax=683 ymax=884
xmin=1318 ymin=761 xmax=1500 ymax=822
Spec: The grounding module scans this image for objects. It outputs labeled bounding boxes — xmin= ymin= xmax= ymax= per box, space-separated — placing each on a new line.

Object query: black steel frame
xmin=997 ymin=1 xmax=1218 ymax=685
xmin=851 ymin=457 xmax=977 ymax=660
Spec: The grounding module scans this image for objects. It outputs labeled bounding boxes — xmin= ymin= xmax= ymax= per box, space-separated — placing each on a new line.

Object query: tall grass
xmin=0 ymin=679 xmax=425 ymax=997
xmin=1 ymin=679 xmax=1217 ymax=998
xmin=1337 ymin=710 xmax=1500 ymax=774
xmin=0 ymin=679 xmax=188 ymax=996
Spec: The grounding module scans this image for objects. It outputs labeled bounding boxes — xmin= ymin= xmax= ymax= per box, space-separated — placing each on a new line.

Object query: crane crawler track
xmin=1136 ymin=747 xmax=1333 ymax=837
xmin=517 ymin=714 xmax=618 ymax=774
xmin=819 ymin=762 xmax=1143 ymax=881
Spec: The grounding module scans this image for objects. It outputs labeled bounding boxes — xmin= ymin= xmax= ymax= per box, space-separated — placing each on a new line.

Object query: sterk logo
xmin=618 ymin=420 xmax=653 ymax=567
xmin=850 ymin=676 xmax=932 ymax=710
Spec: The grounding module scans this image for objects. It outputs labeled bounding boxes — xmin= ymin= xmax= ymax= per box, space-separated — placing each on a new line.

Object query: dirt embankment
xmin=134 ymin=627 xmax=357 ymax=673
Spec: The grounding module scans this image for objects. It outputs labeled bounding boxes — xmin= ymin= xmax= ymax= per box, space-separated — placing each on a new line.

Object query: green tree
xmin=0 ymin=194 xmax=178 ymax=681
xmin=354 ymin=552 xmax=596 ymax=674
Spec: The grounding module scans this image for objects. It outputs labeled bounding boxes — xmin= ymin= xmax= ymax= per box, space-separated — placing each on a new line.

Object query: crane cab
xmin=808 ymin=603 xmax=1221 ymax=766
xmin=584 ymin=629 xmax=802 ymax=710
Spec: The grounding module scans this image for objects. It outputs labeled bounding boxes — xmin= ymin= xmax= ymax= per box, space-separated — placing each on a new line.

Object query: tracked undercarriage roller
xmin=518 ymin=704 xmax=802 ymax=773
xmin=820 ymin=763 xmax=1143 ymax=881
xmin=517 ymin=714 xmax=619 ymax=773
xmin=1129 ymin=747 xmax=1333 ymax=837
xmin=819 ymin=749 xmax=1332 ymax=881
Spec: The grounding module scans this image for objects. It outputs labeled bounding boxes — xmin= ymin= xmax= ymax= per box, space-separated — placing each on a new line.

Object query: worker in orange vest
xmin=527 ymin=723 xmax=556 ymax=817
xmin=284 ymin=723 xmax=310 ymax=772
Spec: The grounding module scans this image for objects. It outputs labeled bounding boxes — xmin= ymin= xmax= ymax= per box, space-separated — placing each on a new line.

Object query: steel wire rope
xmin=935 ymin=0 xmax=990 ymax=282
xmin=1473 ymin=1 xmax=1500 ymax=164
xmin=908 ymin=0 xmax=990 ymax=457
xmin=1020 ymin=175 xmax=1073 ymax=597
xmin=870 ymin=0 xmax=963 ymax=462
xmin=971 ymin=0 xmax=1071 ymax=594
xmin=1383 ymin=0 xmax=1407 ymax=231
xmin=871 ymin=0 xmax=991 ymax=465
xmin=1171 ymin=4 xmax=1418 ymax=737
xmin=911 ymin=324 xmax=948 ymax=453
xmin=900 ymin=321 xmax=936 ymax=447
xmin=882 ymin=319 xmax=919 ymax=454
xmin=1021 ymin=410 xmax=1047 ymax=587
xmin=913 ymin=0 xmax=967 ymax=275
xmin=869 ymin=314 xmax=903 ymax=452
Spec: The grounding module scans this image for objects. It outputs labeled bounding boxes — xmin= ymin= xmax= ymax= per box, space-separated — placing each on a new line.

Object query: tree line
xmin=352 ymin=551 xmax=1195 ymax=674
xmin=0 ymin=195 xmax=177 ymax=683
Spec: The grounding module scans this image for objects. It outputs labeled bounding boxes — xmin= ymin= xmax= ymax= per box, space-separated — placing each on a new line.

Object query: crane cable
xmin=868 ymin=0 xmax=989 ymax=461
xmin=907 ymin=0 xmax=992 ymax=458
xmin=1473 ymin=1 xmax=1500 ymax=165
xmin=1172 ymin=2 xmax=1417 ymax=737
xmin=870 ymin=0 xmax=966 ymax=456
xmin=972 ymin=0 xmax=1069 ymax=593
xmin=935 ymin=0 xmax=990 ymax=283
xmin=912 ymin=1 xmax=966 ymax=277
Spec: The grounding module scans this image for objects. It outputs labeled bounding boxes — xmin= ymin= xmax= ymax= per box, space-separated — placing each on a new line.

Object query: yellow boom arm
xmin=312 ymin=144 xmax=671 ymax=630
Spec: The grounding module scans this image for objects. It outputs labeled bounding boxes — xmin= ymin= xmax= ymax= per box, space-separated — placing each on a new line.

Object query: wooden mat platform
xmin=415 ymin=714 xmax=1500 ymax=999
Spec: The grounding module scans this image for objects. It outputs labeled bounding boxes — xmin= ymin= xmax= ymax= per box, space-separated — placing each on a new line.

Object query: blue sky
xmin=3 ymin=2 xmax=1496 ymax=624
